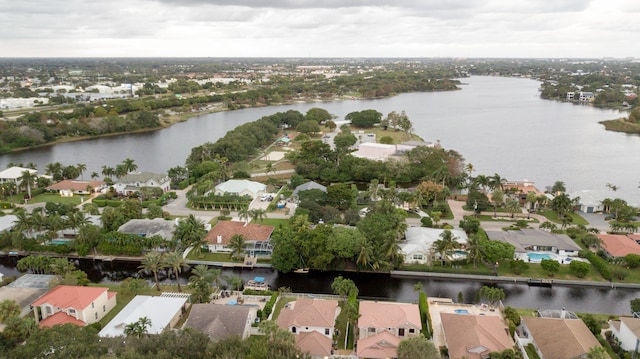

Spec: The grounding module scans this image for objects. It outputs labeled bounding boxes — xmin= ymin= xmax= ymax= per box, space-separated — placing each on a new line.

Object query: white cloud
xmin=0 ymin=0 xmax=637 ymax=57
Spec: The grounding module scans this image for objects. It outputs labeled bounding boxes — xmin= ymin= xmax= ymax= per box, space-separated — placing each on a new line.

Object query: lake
xmin=1 ymin=76 xmax=636 ymax=205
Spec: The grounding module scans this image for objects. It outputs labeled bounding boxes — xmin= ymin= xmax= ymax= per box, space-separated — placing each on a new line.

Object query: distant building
xmin=0 ymin=166 xmax=38 ymax=186
xmin=597 ymin=234 xmax=640 ymax=259
xmin=214 ymin=179 xmax=266 ymax=199
xmin=46 ymin=179 xmax=106 ymax=196
xmin=118 ymin=218 xmax=176 ymax=241
xmin=204 ymin=221 xmax=274 ymax=256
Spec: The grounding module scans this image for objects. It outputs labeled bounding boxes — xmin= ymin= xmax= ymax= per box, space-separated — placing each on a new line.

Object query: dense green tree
xmin=346 ymin=109 xmax=382 ymax=128
xmin=331 ymin=275 xmax=359 ymax=301
xmin=540 ymin=259 xmax=560 ymax=276
xmin=482 ymin=239 xmax=515 ymax=264
xmin=101 ymin=206 xmax=127 ymax=231
xmin=479 ymin=286 xmax=505 ymax=308
xmin=631 ymin=298 xmax=640 ymax=313
xmin=397 ymin=334 xmax=440 ymax=359
xmin=188 ymin=264 xmax=219 ymax=303
xmin=327 ymin=183 xmax=355 ymax=210
xmin=173 ymin=214 xmax=207 ymax=250
xmin=569 ymin=260 xmax=590 ymax=278
xmin=228 ymin=234 xmax=247 ymax=260
xmin=432 ymin=229 xmax=461 ymax=266
xmin=305 ymin=107 xmax=332 ymax=123
xmin=550 ymin=193 xmax=572 ymax=219
xmin=296 ymin=119 xmax=321 ymax=134
xmin=0 ymin=299 xmax=20 ymax=323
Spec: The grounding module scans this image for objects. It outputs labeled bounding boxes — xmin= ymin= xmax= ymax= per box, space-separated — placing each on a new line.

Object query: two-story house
xmin=277 ymin=298 xmax=339 ymax=359
xmin=357 ymin=301 xmax=422 ymax=359
xmin=609 ymin=317 xmax=640 ymax=352
xmin=113 ymin=172 xmax=170 ymax=195
xmin=31 ymin=285 xmax=117 ymax=328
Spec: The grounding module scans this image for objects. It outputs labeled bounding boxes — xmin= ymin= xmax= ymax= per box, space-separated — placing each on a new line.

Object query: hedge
xmin=261 ymin=292 xmax=279 ymax=320
xmin=582 ymin=250 xmax=612 ymax=280
xmin=0 ymin=201 xmax=13 ymax=209
xmin=418 ymin=291 xmax=433 ymax=338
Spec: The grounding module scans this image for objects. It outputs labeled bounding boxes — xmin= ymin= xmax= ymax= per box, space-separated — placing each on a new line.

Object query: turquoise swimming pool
xmin=527 ymin=252 xmax=553 ymax=260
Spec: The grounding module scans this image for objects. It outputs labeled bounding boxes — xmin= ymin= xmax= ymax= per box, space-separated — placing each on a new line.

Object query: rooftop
xmin=118 ymin=218 xmax=176 ymax=240
xmin=521 ymin=316 xmax=601 ymax=359
xmin=486 ymin=228 xmax=581 ymax=252
xmin=184 ymin=303 xmax=255 ymax=341
xmin=39 ymin=311 xmax=86 ymax=328
xmin=358 ymin=300 xmax=421 ymax=329
xmin=215 ymin=179 xmax=266 ymax=195
xmin=99 ymin=295 xmax=189 ymax=337
xmin=32 ymin=285 xmax=113 ymax=310
xmin=441 ymin=313 xmax=514 ymax=359
xmin=46 ymin=179 xmax=106 ymax=192
xmin=277 ymin=298 xmax=339 ymax=329
xmin=0 ymin=166 xmax=38 ymax=180
xmin=597 ymin=233 xmax=640 ymax=257
xmin=204 ymin=221 xmax=274 ymax=245
xmin=116 ymin=172 xmax=168 ymax=184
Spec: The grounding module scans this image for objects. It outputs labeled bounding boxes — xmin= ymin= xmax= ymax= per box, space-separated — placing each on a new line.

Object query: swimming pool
xmin=454 ymin=309 xmax=470 ymax=314
xmin=454 ymin=250 xmax=468 ymax=256
xmin=527 ymin=252 xmax=554 ymax=260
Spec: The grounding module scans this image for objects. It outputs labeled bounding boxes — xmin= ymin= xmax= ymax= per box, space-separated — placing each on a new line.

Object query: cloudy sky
xmin=1 ymin=0 xmax=637 ymax=58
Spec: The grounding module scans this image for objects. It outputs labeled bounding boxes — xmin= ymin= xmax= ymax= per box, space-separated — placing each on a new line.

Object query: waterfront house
xmin=0 ymin=274 xmax=56 ymax=318
xmin=214 ymin=179 xmax=266 ymax=199
xmin=516 ymin=316 xmax=602 ymax=359
xmin=609 ymin=317 xmax=640 ymax=352
xmin=99 ymin=294 xmax=190 ymax=337
xmin=0 ymin=166 xmax=38 ymax=185
xmin=204 ymin=220 xmax=274 ymax=256
xmin=400 ymin=227 xmax=468 ymax=265
xmin=118 ymin=218 xmax=176 ymax=242
xmin=277 ymin=298 xmax=339 ymax=358
xmin=486 ymin=229 xmax=581 ymax=258
xmin=183 ymin=303 xmax=257 ymax=341
xmin=579 ymin=91 xmax=595 ymax=102
xmin=597 ymin=233 xmax=640 ymax=259
xmin=352 ymin=143 xmax=397 ymax=161
xmin=357 ymin=301 xmax=422 ymax=359
xmin=440 ymin=313 xmax=514 ymax=359
xmin=113 ymin=172 xmax=170 ymax=195
xmin=31 ymin=285 xmax=117 ymax=328
xmin=46 ymin=179 xmax=106 ymax=196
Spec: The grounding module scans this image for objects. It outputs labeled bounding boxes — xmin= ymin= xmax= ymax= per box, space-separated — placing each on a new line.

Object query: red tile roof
xmin=204 ymin=221 xmax=274 ymax=246
xmin=296 ymin=331 xmax=332 ymax=357
xmin=358 ymin=301 xmax=421 ymax=330
xmin=277 ymin=298 xmax=339 ymax=329
xmin=39 ymin=311 xmax=86 ymax=328
xmin=32 ymin=285 xmax=112 ymax=310
xmin=597 ymin=234 xmax=640 ymax=257
xmin=356 ymin=331 xmax=401 ymax=359
xmin=46 ymin=179 xmax=105 ymax=192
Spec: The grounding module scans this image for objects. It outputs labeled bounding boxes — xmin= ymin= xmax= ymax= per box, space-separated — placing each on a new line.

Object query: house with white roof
xmin=0 ymin=166 xmax=38 ymax=185
xmin=113 ymin=172 xmax=170 ymax=195
xmin=214 ymin=179 xmax=266 ymax=199
xmin=487 ymin=229 xmax=581 ymax=258
xmin=99 ymin=294 xmax=189 ymax=337
xmin=400 ymin=227 xmax=468 ymax=265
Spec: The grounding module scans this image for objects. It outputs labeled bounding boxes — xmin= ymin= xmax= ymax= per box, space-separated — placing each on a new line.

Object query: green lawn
xmin=27 ymin=192 xmax=83 ymax=205
xmin=89 ymin=283 xmax=162 ymax=328
xmin=256 ymin=218 xmax=289 ymax=227
xmin=186 ymin=250 xmax=240 ymax=262
xmin=476 ymin=214 xmax=540 ymax=223
xmin=539 ymin=210 xmax=589 ymax=226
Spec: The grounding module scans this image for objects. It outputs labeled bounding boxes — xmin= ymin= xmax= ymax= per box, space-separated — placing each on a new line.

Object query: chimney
xmin=216 ymin=235 xmax=222 ymax=244
xmin=560 ymin=307 xmax=566 ymax=319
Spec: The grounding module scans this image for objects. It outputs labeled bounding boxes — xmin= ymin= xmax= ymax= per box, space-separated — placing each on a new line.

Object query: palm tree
xmin=356 ymin=239 xmax=374 ymax=270
xmin=20 ymin=170 xmax=36 ymax=199
xmin=13 ymin=209 xmax=34 ymax=238
xmin=173 ymin=214 xmax=207 ymax=250
xmin=228 ymin=234 xmax=247 ymax=260
xmin=90 ymin=172 xmax=99 ymax=180
xmin=505 ymin=198 xmax=521 ymax=218
xmin=249 ymin=208 xmax=267 ymax=224
xmin=489 ymin=173 xmax=506 ymax=191
xmin=75 ymin=163 xmax=87 ymax=180
xmin=238 ymin=206 xmax=250 ymax=224
xmin=466 ymin=235 xmax=484 ymax=269
xmin=163 ymin=251 xmax=186 ymax=292
xmin=139 ymin=252 xmax=164 ymax=291
xmin=124 ymin=316 xmax=152 ymax=338
xmin=188 ymin=264 xmax=218 ymax=303
xmin=45 ymin=162 xmax=63 ymax=181
xmin=474 ymin=175 xmax=490 ymax=194
xmin=121 ymin=158 xmax=138 ymax=174
xmin=432 ymin=230 xmax=461 ymax=266
xmin=101 ymin=165 xmax=115 ymax=178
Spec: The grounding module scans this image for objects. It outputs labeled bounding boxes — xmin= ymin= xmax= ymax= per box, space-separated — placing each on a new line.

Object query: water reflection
xmin=1 ymin=257 xmax=638 ymax=315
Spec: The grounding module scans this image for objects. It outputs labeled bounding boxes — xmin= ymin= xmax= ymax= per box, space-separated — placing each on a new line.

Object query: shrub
xmin=420 ymin=216 xmax=433 ymax=227
xmin=418 ymin=291 xmax=433 ymax=339
xmin=612 ymin=267 xmax=628 ymax=280
xmin=540 ymin=259 xmax=560 ymax=277
xmin=569 ymin=260 xmax=590 ymax=278
xmin=509 ymin=259 xmax=529 ymax=275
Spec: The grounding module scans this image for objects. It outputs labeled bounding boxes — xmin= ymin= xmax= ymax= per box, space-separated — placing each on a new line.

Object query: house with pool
xmin=486 ymin=229 xmax=581 ymax=263
xmin=400 ymin=227 xmax=468 ymax=265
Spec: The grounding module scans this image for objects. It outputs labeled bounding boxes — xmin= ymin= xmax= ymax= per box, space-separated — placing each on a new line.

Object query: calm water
xmin=0 ymin=256 xmax=636 ymax=315
xmin=1 ymin=76 xmax=637 ymax=205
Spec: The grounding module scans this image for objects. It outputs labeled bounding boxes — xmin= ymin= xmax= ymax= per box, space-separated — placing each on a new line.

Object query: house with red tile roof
xmin=597 ymin=233 xmax=640 ymax=258
xmin=46 ymin=179 xmax=106 ymax=196
xmin=204 ymin=221 xmax=274 ymax=256
xmin=31 ymin=285 xmax=117 ymax=328
xmin=277 ymin=298 xmax=339 ymax=358
xmin=357 ymin=301 xmax=422 ymax=359
xmin=440 ymin=313 xmax=514 ymax=359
